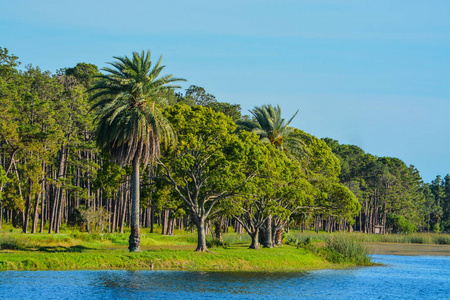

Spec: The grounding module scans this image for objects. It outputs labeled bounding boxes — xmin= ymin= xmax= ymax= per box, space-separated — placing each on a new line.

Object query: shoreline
xmin=367 ymin=242 xmax=450 ymax=256
xmin=5 ymin=242 xmax=449 ymax=272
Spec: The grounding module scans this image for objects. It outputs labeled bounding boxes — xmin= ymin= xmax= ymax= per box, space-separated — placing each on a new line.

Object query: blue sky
xmin=1 ymin=0 xmax=449 ymax=182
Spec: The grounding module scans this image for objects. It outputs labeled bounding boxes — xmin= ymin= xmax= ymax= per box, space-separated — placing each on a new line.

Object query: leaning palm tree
xmin=90 ymin=50 xmax=185 ymax=252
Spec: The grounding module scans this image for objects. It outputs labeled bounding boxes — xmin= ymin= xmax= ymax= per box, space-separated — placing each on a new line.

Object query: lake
xmin=0 ymin=255 xmax=449 ymax=299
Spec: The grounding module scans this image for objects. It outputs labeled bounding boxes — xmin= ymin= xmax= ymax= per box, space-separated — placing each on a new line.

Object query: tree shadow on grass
xmin=35 ymin=245 xmax=96 ymax=253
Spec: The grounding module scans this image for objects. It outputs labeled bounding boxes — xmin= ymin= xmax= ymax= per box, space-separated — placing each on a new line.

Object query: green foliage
xmin=388 ymin=214 xmax=417 ymax=233
xmin=93 ymin=154 xmax=126 ymax=198
xmin=81 ymin=207 xmax=110 ymax=233
xmin=286 ymin=236 xmax=312 ymax=247
xmin=434 ymin=235 xmax=450 ymax=245
xmin=206 ymin=238 xmax=230 ymax=249
xmin=433 ymin=223 xmax=440 ymax=233
xmin=175 ymin=85 xmax=242 ymax=121
xmin=237 ymin=104 xmax=305 ymax=159
xmin=67 ymin=209 xmax=84 ymax=227
xmin=70 ymin=232 xmax=104 ymax=242
xmin=64 ymin=62 xmax=100 ymax=88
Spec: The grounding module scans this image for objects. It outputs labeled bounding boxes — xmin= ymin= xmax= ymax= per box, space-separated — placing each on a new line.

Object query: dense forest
xmin=0 ymin=47 xmax=449 ymax=252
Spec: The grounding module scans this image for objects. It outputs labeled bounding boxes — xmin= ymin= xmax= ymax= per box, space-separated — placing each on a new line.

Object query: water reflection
xmin=0 ymin=255 xmax=449 ymax=299
xmin=95 ymin=271 xmax=308 ymax=298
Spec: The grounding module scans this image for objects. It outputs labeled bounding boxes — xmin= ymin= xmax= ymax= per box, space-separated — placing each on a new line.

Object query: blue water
xmin=0 ymin=255 xmax=449 ymax=299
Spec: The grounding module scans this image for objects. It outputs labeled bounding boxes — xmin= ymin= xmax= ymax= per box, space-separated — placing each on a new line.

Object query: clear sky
xmin=1 ymin=0 xmax=449 ymax=182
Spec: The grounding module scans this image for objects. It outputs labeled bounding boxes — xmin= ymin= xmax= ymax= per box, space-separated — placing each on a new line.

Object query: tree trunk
xmin=262 ymin=215 xmax=273 ymax=248
xmin=119 ymin=186 xmax=128 ymax=234
xmin=162 ymin=210 xmax=169 ymax=235
xmin=31 ymin=192 xmax=42 ymax=233
xmin=213 ymin=217 xmax=224 ymax=243
xmin=50 ymin=147 xmax=65 ymax=233
xmin=128 ymin=157 xmax=141 ymax=252
xmin=23 ymin=190 xmax=32 ymax=233
xmin=195 ymin=219 xmax=208 ymax=252
xmin=150 ymin=207 xmax=154 ymax=233
xmin=249 ymin=229 xmax=260 ymax=249
xmin=274 ymin=223 xmax=284 ymax=246
xmin=40 ymin=184 xmax=46 ymax=233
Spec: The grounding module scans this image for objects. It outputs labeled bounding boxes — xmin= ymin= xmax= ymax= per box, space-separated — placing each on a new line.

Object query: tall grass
xmin=0 ymin=236 xmax=30 ymax=250
xmin=286 ymin=233 xmax=372 ymax=265
xmin=324 ymin=235 xmax=372 ymax=265
xmin=287 ymin=231 xmax=450 ymax=245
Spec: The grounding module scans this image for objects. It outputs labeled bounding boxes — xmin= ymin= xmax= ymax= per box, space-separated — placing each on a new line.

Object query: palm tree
xmin=237 ymin=104 xmax=307 ymax=159
xmin=90 ymin=50 xmax=185 ymax=252
xmin=237 ymin=104 xmax=307 ymax=247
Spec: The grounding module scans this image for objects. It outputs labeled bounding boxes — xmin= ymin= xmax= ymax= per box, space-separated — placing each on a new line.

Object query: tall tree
xmin=156 ymin=105 xmax=258 ymax=252
xmin=90 ymin=50 xmax=184 ymax=252
xmin=237 ymin=104 xmax=307 ymax=246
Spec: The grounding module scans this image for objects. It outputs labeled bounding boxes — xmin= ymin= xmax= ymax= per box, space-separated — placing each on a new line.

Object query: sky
xmin=1 ymin=0 xmax=449 ymax=182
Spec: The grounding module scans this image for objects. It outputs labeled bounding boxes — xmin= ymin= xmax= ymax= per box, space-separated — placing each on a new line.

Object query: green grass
xmin=0 ymin=224 xmax=378 ymax=271
xmin=0 ymin=245 xmax=344 ymax=272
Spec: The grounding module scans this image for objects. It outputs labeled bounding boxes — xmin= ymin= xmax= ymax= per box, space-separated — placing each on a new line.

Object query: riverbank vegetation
xmin=287 ymin=231 xmax=450 ymax=245
xmin=0 ymin=46 xmax=449 ymax=258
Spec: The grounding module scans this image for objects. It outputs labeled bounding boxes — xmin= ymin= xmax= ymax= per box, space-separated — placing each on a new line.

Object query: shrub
xmin=206 ymin=239 xmax=229 ymax=249
xmin=286 ymin=236 xmax=313 ymax=248
xmin=70 ymin=232 xmax=104 ymax=242
xmin=409 ymin=236 xmax=425 ymax=244
xmin=434 ymin=235 xmax=450 ymax=245
xmin=323 ymin=235 xmax=371 ymax=265
xmin=387 ymin=214 xmax=417 ymax=234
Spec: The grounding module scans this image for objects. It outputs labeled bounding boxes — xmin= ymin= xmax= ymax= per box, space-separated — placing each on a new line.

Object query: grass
xmin=0 ymin=246 xmax=341 ymax=272
xmin=0 ymin=224 xmax=383 ymax=271
xmin=286 ymin=231 xmax=450 ymax=245
xmin=285 ymin=233 xmax=372 ymax=265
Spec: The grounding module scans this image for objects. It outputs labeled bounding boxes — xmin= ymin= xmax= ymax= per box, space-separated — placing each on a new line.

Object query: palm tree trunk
xmin=128 ymin=157 xmax=141 ymax=252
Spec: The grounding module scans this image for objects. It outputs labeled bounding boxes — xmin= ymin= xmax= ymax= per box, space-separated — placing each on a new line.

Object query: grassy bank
xmin=0 ymin=246 xmax=340 ymax=272
xmin=0 ymin=225 xmax=374 ymax=271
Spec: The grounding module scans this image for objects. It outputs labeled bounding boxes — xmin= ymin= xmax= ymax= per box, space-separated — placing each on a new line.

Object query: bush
xmin=409 ymin=236 xmax=425 ymax=244
xmin=323 ymin=235 xmax=371 ymax=265
xmin=434 ymin=235 xmax=450 ymax=245
xmin=67 ymin=209 xmax=84 ymax=227
xmin=433 ymin=223 xmax=440 ymax=234
xmin=387 ymin=214 xmax=417 ymax=234
xmin=70 ymin=232 xmax=104 ymax=242
xmin=286 ymin=236 xmax=313 ymax=248
xmin=206 ymin=239 xmax=229 ymax=249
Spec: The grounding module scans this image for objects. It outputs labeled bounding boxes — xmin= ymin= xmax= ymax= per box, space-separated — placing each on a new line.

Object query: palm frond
xmin=90 ymin=50 xmax=184 ymax=166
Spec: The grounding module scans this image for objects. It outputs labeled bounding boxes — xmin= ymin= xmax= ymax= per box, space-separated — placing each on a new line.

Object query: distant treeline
xmin=0 ymin=47 xmax=448 ymax=246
